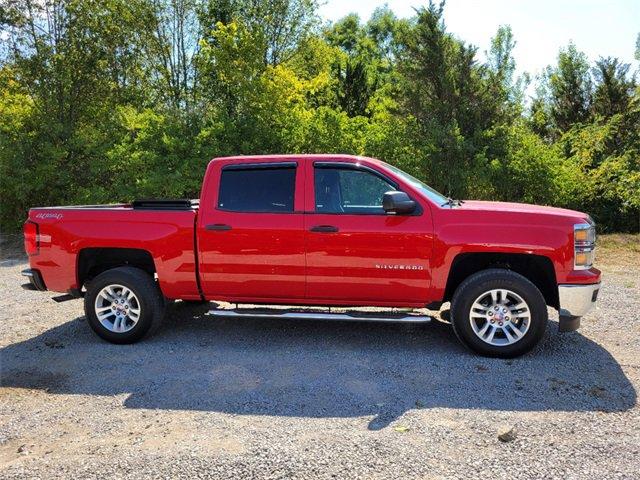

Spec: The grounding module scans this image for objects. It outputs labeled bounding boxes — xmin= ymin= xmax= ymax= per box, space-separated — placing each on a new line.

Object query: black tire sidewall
xmin=451 ymin=270 xmax=547 ymax=358
xmin=84 ymin=268 xmax=162 ymax=344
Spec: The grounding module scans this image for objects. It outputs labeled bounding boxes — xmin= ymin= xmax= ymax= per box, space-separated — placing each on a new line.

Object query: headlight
xmin=574 ymin=221 xmax=596 ymax=269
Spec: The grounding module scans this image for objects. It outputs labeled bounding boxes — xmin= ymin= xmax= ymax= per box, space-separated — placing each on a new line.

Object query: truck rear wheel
xmin=450 ymin=269 xmax=547 ymax=358
xmin=84 ymin=267 xmax=164 ymax=344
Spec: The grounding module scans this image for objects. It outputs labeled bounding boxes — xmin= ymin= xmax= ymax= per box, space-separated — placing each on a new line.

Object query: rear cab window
xmin=218 ymin=163 xmax=296 ymax=213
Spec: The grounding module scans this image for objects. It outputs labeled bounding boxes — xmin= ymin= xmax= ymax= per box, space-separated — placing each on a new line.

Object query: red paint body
xmin=25 ymin=155 xmax=601 ymax=306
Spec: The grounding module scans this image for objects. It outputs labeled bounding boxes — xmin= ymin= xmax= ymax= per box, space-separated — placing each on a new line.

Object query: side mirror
xmin=383 ymin=191 xmax=416 ymax=214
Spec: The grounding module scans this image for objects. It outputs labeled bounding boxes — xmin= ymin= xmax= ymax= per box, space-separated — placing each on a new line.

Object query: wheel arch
xmin=77 ymin=248 xmax=156 ymax=289
xmin=443 ymin=252 xmax=558 ymax=309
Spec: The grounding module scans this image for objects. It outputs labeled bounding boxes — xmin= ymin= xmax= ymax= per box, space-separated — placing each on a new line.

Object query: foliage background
xmin=1 ymin=0 xmax=639 ymax=232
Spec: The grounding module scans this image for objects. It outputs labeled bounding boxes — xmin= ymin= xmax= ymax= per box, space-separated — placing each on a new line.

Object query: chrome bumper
xmin=558 ymin=282 xmax=600 ymax=317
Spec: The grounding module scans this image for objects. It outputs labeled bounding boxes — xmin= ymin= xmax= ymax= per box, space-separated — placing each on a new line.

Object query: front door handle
xmin=205 ymin=223 xmax=232 ymax=231
xmin=310 ymin=225 xmax=339 ymax=233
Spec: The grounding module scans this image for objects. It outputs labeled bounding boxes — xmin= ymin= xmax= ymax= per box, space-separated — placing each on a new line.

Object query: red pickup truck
xmin=22 ymin=154 xmax=600 ymax=357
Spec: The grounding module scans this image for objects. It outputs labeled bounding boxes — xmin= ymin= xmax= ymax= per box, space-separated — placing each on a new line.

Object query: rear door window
xmin=218 ymin=165 xmax=296 ymax=213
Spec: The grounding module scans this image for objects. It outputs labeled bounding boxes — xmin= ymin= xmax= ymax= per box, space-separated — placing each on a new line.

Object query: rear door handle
xmin=205 ymin=223 xmax=232 ymax=231
xmin=310 ymin=225 xmax=339 ymax=233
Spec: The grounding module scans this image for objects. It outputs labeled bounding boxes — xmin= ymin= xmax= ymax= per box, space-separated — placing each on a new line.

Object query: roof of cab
xmin=209 ymin=154 xmax=383 ymax=165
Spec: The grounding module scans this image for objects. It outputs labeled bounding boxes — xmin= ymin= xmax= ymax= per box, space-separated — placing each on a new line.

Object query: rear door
xmin=198 ymin=160 xmax=306 ymax=301
xmin=304 ymin=161 xmax=433 ymax=305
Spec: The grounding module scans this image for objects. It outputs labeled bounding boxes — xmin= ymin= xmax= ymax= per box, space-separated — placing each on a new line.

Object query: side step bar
xmin=206 ymin=308 xmax=432 ymax=323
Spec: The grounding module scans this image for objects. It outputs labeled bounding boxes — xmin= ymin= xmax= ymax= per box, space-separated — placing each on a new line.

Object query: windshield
xmin=384 ymin=164 xmax=449 ymax=206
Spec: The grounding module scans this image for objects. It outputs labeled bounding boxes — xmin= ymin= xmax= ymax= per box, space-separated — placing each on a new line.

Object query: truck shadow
xmin=1 ymin=304 xmax=636 ymax=430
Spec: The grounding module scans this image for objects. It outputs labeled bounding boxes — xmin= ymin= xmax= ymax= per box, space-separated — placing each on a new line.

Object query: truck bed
xmin=27 ymin=202 xmax=201 ymax=299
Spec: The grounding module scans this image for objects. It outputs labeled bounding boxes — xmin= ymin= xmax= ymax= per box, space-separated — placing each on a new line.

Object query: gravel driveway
xmin=1 ymin=245 xmax=638 ymax=479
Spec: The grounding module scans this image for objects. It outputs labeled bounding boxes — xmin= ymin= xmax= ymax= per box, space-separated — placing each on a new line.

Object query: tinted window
xmin=218 ymin=167 xmax=295 ymax=213
xmin=315 ymin=167 xmax=397 ymax=214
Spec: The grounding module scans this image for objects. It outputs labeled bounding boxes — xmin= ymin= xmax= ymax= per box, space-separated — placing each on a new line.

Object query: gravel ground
xmin=0 ymin=245 xmax=639 ymax=479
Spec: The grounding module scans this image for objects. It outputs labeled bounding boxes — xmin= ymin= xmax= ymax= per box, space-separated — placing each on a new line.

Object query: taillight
xmin=24 ymin=221 xmax=39 ymax=256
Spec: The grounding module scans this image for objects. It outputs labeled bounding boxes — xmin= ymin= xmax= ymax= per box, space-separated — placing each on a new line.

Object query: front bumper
xmin=558 ymin=282 xmax=600 ymax=318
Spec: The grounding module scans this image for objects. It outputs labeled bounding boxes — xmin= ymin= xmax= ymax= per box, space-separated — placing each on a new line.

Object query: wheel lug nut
xmin=498 ymin=321 xmax=503 ymax=326
xmin=490 ymin=320 xmax=495 ymax=324
xmin=502 ymin=308 xmax=507 ymax=313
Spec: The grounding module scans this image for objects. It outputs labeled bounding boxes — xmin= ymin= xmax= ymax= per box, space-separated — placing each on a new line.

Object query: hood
xmin=458 ymin=200 xmax=588 ymax=222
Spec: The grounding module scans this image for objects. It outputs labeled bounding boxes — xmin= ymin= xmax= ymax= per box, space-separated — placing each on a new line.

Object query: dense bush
xmin=1 ymin=1 xmax=638 ymax=232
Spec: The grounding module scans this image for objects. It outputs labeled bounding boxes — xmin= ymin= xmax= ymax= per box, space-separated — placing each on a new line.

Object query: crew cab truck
xmin=22 ymin=154 xmax=601 ymax=357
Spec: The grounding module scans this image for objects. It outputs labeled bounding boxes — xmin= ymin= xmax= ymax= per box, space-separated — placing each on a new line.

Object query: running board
xmin=206 ymin=308 xmax=432 ymax=323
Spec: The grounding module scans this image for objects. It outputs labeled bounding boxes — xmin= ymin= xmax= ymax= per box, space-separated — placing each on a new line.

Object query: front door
xmin=198 ymin=160 xmax=306 ymax=301
xmin=304 ymin=161 xmax=433 ymax=305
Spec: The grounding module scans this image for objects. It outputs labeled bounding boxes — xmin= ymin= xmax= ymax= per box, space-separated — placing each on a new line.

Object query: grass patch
xmin=596 ymin=234 xmax=640 ymax=268
xmin=597 ymin=234 xmax=640 ymax=253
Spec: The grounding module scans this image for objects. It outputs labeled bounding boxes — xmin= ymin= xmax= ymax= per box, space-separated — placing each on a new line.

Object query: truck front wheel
xmin=450 ymin=269 xmax=547 ymax=358
xmin=84 ymin=267 xmax=164 ymax=344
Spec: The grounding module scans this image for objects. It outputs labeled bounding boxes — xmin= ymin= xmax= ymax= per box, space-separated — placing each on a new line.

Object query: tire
xmin=84 ymin=266 xmax=165 ymax=344
xmin=450 ymin=268 xmax=547 ymax=358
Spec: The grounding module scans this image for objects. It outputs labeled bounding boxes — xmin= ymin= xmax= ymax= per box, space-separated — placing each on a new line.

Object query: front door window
xmin=315 ymin=167 xmax=397 ymax=215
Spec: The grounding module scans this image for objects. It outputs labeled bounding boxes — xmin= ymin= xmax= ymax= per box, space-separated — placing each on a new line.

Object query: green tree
xmin=326 ymin=14 xmax=376 ymax=117
xmin=1 ymin=0 xmax=638 ymax=234
xmin=547 ymin=43 xmax=592 ymax=131
xmin=591 ymin=57 xmax=636 ymax=118
xmin=396 ymin=1 xmax=505 ymax=197
xmin=486 ymin=25 xmax=527 ymax=117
